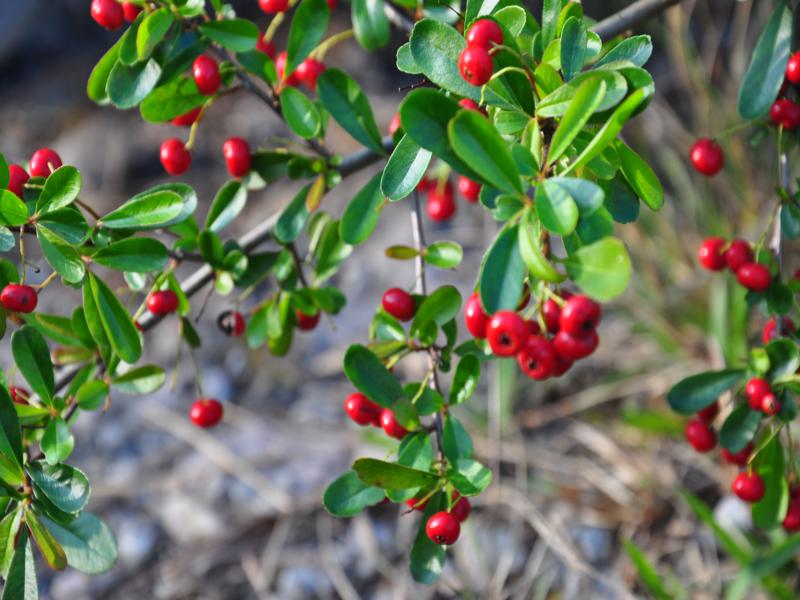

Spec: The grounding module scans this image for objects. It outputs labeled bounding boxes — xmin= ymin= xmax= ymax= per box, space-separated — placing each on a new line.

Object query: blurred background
xmin=0 ymin=0 xmax=787 ymax=598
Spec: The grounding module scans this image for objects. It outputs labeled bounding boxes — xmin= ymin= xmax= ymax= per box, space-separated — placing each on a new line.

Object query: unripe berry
xmin=731 ymin=471 xmax=765 ymax=503
xmin=160 ymin=139 xmax=192 ymax=176
xmin=721 ymin=443 xmax=753 ymax=466
xmin=553 ymin=329 xmax=598 ymax=361
xmin=7 ymin=165 xmax=29 ymax=198
xmin=761 ymin=392 xmax=781 ymax=416
xmin=745 ymin=377 xmax=771 ymax=410
xmin=464 ymin=292 xmax=489 ymax=339
xmin=29 ymin=148 xmax=62 ymax=178
xmin=450 ymin=496 xmax=471 ymax=522
xmin=736 ymin=262 xmax=771 ymax=292
xmin=724 ymin=239 xmax=752 ymax=272
xmin=457 ymin=176 xmax=480 ymax=202
xmin=458 ymin=47 xmax=493 ymax=86
xmin=121 ymin=2 xmax=142 ymax=22
xmin=189 ymin=398 xmax=223 ymax=428
xmin=426 ymin=511 xmax=460 ymax=545
xmin=516 ymin=336 xmax=557 ymax=380
xmin=344 ymin=393 xmax=381 ymax=426
xmin=697 ymin=237 xmax=726 ymax=271
xmin=787 ymin=51 xmax=800 ymax=85
xmin=222 ymin=137 xmax=252 ymax=178
xmin=256 ymin=35 xmax=276 ymax=59
xmin=296 ymin=309 xmax=320 ymax=331
xmin=427 ymin=190 xmax=456 ymax=222
xmin=559 ymin=295 xmax=600 ymax=336
xmin=379 ymin=409 xmax=409 ymax=440
xmin=171 ymin=107 xmax=202 ymax=127
xmin=762 ymin=316 xmax=796 ymax=344
xmin=192 ymin=56 xmax=221 ymax=95
xmin=0 ymin=284 xmax=37 ymax=313
xmin=9 ymin=386 xmax=30 ymax=405
xmin=146 ymin=290 xmax=179 ymax=315
xmin=276 ymin=51 xmax=300 ymax=87
xmin=465 ymin=19 xmax=503 ymax=50
xmin=90 ymin=0 xmax=124 ymax=30
xmin=217 ymin=310 xmax=245 ymax=337
xmin=689 ymin=138 xmax=724 ymax=176
xmin=381 ymin=288 xmax=416 ymax=322
xmin=259 ymin=0 xmax=289 ymax=13
xmin=486 ymin=310 xmax=529 ymax=356
xmin=684 ymin=418 xmax=716 ymax=453
xmin=296 ymin=58 xmax=325 ymax=92
xmin=697 ymin=401 xmax=719 ymax=424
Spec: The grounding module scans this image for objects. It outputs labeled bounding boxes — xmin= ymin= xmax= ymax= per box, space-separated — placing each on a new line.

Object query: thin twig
xmin=591 ymin=0 xmax=683 ymax=40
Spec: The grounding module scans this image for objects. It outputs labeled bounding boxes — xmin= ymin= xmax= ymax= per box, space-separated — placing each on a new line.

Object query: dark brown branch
xmin=591 ymin=0 xmax=683 ymax=40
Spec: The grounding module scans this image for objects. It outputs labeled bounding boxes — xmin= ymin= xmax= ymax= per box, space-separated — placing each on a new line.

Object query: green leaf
xmin=37 ymin=228 xmax=85 ymax=283
xmin=317 ymin=69 xmax=384 ymax=154
xmin=25 ymin=510 xmax=66 ymax=571
xmin=81 ymin=279 xmax=112 ymax=364
xmin=396 ymin=42 xmax=421 ymax=74
xmin=323 ymin=470 xmax=386 ymax=517
xmin=206 ymin=181 xmax=247 ymax=233
xmin=107 ymin=58 xmax=162 ymax=110
xmin=766 ymin=338 xmax=800 ymax=379
xmin=140 ymin=77 xmax=206 ymax=123
xmin=479 ymin=224 xmax=527 ymax=313
xmin=274 ymin=184 xmax=311 ymax=244
xmin=752 ymin=434 xmax=787 ymax=530
xmin=41 ymin=512 xmax=118 ymax=575
xmin=518 ymin=213 xmax=566 ymax=283
xmin=352 ymin=458 xmax=439 ymax=490
xmin=449 ymin=355 xmax=480 ymax=405
xmin=443 ymin=416 xmax=473 ymax=463
xmin=0 ymin=190 xmax=30 ymax=226
xmin=100 ymin=190 xmax=184 ymax=230
xmin=409 ymin=494 xmax=445 ymax=583
xmin=343 ymin=344 xmax=404 ymax=408
xmin=616 ymin=141 xmax=663 ymax=211
xmin=92 ymin=237 xmax=169 ymax=272
xmin=719 ymin=405 xmax=762 ymax=453
xmin=87 ymin=272 xmax=142 ymax=364
xmin=737 ymin=1 xmax=793 ymax=119
xmin=449 ymin=110 xmax=523 ymax=196
xmin=28 ymin=462 xmax=90 ymax=514
xmin=35 ymin=167 xmax=82 ymax=214
xmin=595 ymin=35 xmax=652 ymax=68
xmin=410 ymin=19 xmax=479 ymax=101
xmin=541 ymin=0 xmax=563 ymax=47
xmin=352 ymin=0 xmax=390 ymax=50
xmin=564 ymin=236 xmax=632 ymax=301
xmin=281 ymin=86 xmax=321 ymax=139
xmin=2 ymin=531 xmax=37 ymax=600
xmin=536 ymin=71 xmax=627 ymax=117
xmin=424 ymin=241 xmax=462 ymax=269
xmin=380 ymin=135 xmax=432 ymax=201
xmin=0 ymin=387 xmax=22 ymax=476
xmin=198 ymin=18 xmax=259 ymax=52
xmin=535 ymin=180 xmax=579 ymax=235
xmin=75 ymin=380 xmax=109 ymax=411
xmin=286 ymin=0 xmax=329 ymax=75
xmin=678 ymin=489 xmax=750 ymax=563
xmin=559 ymin=17 xmax=587 ymax=80
xmin=0 ymin=508 xmax=23 ymax=577
xmin=87 ymin=35 xmax=123 ymax=104
xmin=448 ymin=458 xmax=492 ymax=496
xmin=622 ymin=539 xmax=673 ymax=600
xmin=11 ymin=327 xmax=54 ymax=406
xmin=410 ymin=285 xmax=460 ymax=335
xmin=547 ymin=77 xmax=606 ymax=164
xmin=41 ymin=418 xmax=74 ymax=465
xmin=111 ymin=366 xmax=166 ymax=395
xmin=340 ymin=173 xmax=384 ymax=245
xmin=749 ymin=532 xmax=800 ymax=577
xmin=136 ymin=8 xmax=175 ymax=61
xmin=666 ymin=369 xmax=745 ymax=415
xmin=37 ymin=207 xmax=90 ymax=244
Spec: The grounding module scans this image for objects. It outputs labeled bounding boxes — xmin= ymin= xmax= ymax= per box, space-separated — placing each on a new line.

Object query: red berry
xmin=762 ymin=316 xmax=796 ymax=344
xmin=381 ymin=288 xmax=415 ymax=322
xmin=559 ymin=295 xmax=600 ymax=336
xmin=9 ymin=386 xmax=29 ymax=405
xmin=7 ymin=165 xmax=29 ymax=198
xmin=781 ymin=100 xmax=800 ymax=129
xmin=684 ymin=418 xmax=717 ymax=453
xmin=553 ymin=354 xmax=573 ymax=376
xmin=29 ymin=148 xmax=62 ymax=178
xmin=388 ymin=113 xmax=402 ymax=137
xmin=464 ymin=292 xmax=489 ymax=339
xmin=256 ymin=35 xmax=276 ymax=59
xmin=486 ymin=310 xmax=529 ymax=357
xmin=426 ymin=511 xmax=461 ymax=545
xmin=745 ymin=377 xmax=771 ymax=410
xmin=783 ymin=498 xmax=800 ymax=532
xmin=259 ymin=0 xmax=289 ymax=13
xmin=405 ymin=497 xmax=428 ymax=511
xmin=192 ymin=56 xmax=221 ymax=95
xmin=296 ymin=309 xmax=320 ymax=331
xmin=689 ymin=138 xmax=724 ymax=176
xmin=787 ymin=51 xmax=800 ymax=85
xmin=0 ymin=284 xmax=38 ymax=314
xmin=771 ymin=98 xmax=793 ymax=126
xmin=721 ymin=443 xmax=753 ymax=466
xmin=222 ymin=137 xmax=251 ymax=178
xmin=327 ymin=0 xmax=337 ymax=8
xmin=736 ymin=262 xmax=771 ymax=292
xmin=171 ymin=107 xmax=202 ymax=127
xmin=276 ymin=51 xmax=299 ymax=87
xmin=146 ymin=290 xmax=179 ymax=315
xmin=465 ymin=19 xmax=503 ymax=50
xmin=296 ymin=58 xmax=325 ymax=91
xmin=697 ymin=401 xmax=719 ymax=424
xmin=160 ymin=139 xmax=192 ymax=176
xmin=458 ymin=47 xmax=493 ymax=86
xmin=91 ymin=0 xmax=124 ymax=30
xmin=427 ymin=190 xmax=456 ymax=222
xmin=541 ymin=298 xmax=561 ymax=333
xmin=697 ymin=237 xmax=727 ymax=271
xmin=516 ymin=336 xmax=557 ymax=380
xmin=379 ymin=409 xmax=409 ymax=440
xmin=553 ymin=329 xmax=598 ymax=361
xmin=724 ymin=239 xmax=752 ymax=272
xmin=344 ymin=393 xmax=381 ymax=426
xmin=526 ymin=319 xmax=540 ymax=335
xmin=761 ymin=392 xmax=781 ymax=416
xmin=451 ymin=496 xmax=471 ymax=522
xmin=458 ymin=98 xmax=481 ymax=112
xmin=121 ymin=2 xmax=142 ymax=22
xmin=457 ymin=176 xmax=480 ymax=202
xmin=217 ymin=310 xmax=245 ymax=337
xmin=731 ymin=472 xmax=765 ymax=503
xmin=189 ymin=398 xmax=224 ymax=428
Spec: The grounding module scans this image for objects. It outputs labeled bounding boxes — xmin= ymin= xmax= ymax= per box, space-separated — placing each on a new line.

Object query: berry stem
xmin=747 ymin=423 xmax=784 ymax=467
xmin=311 ymin=28 xmax=354 ymax=61
xmin=264 ymin=12 xmax=285 ymax=43
xmin=18 ymin=226 xmax=26 ymax=285
xmin=33 ymin=271 xmax=58 ymax=291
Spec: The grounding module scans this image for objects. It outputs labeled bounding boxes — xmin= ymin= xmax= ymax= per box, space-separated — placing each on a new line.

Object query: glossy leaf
xmin=0 ymin=190 xmax=30 ymax=226
xmin=559 ymin=17 xmax=587 ymax=80
xmin=719 ymin=405 xmax=762 ymax=453
xmin=274 ymin=184 xmax=311 ymax=244
xmin=449 ymin=355 xmax=480 ymax=405
xmin=343 ymin=344 xmax=404 ymax=408
xmin=281 ymin=87 xmax=321 ymax=139
xmin=2 ymin=531 xmax=37 ymax=600
xmin=42 ymin=512 xmax=118 ymax=575
xmin=381 ymin=135 xmax=432 ymax=201
xmin=206 ymin=181 xmax=247 ymax=233
xmin=25 ymin=510 xmax=67 ymax=571
xmin=136 ymin=8 xmax=175 ymax=60
xmin=448 ymin=458 xmax=492 ymax=496
xmin=479 ymin=224 xmax=527 ymax=313
xmin=564 ymin=236 xmax=632 ymax=301
xmin=352 ymin=0 xmax=390 ymax=50
xmin=317 ymin=69 xmax=384 ymax=154
xmin=11 ymin=327 xmax=54 ymax=406
xmin=198 ymin=18 xmax=259 ymax=52
xmin=41 ymin=418 xmax=74 ymax=465
xmin=424 ymin=241 xmax=462 ymax=269
xmin=285 ymin=0 xmax=329 ymax=75
xmin=92 ymin=238 xmax=168 ymax=272
xmin=547 ymin=77 xmax=606 ymax=165
xmin=28 ymin=462 xmax=90 ymax=514
xmin=340 ymin=173 xmax=384 ymax=245
xmin=111 ymin=366 xmax=166 ymax=395
xmin=100 ymin=190 xmax=184 ymax=230
xmin=87 ymin=272 xmax=142 ymax=364
xmin=323 ymin=470 xmax=386 ymax=517
xmin=107 ymin=58 xmax=162 ymax=110
xmin=35 ymin=167 xmax=82 ymax=214
xmin=616 ymin=141 xmax=663 ymax=211
xmin=410 ymin=19 xmax=480 ymax=101
xmin=667 ymin=369 xmax=745 ymax=415
xmin=352 ymin=458 xmax=439 ymax=490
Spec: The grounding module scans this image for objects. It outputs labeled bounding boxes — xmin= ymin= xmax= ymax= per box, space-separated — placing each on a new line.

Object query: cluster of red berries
xmin=90 ymin=0 xmax=141 ymax=30
xmin=465 ymin=291 xmax=600 ymax=380
xmin=343 ymin=392 xmax=409 ymax=439
xmin=768 ymin=51 xmax=800 ymax=129
xmin=276 ymin=52 xmax=326 ymax=92
xmin=458 ymin=19 xmax=503 ymax=87
xmin=259 ymin=0 xmax=337 ymax=14
xmin=697 ymin=237 xmax=771 ymax=292
xmin=415 ymin=175 xmax=480 ymax=222
xmin=3 ymin=147 xmax=63 ymax=202
xmin=409 ymin=493 xmax=471 ymax=546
